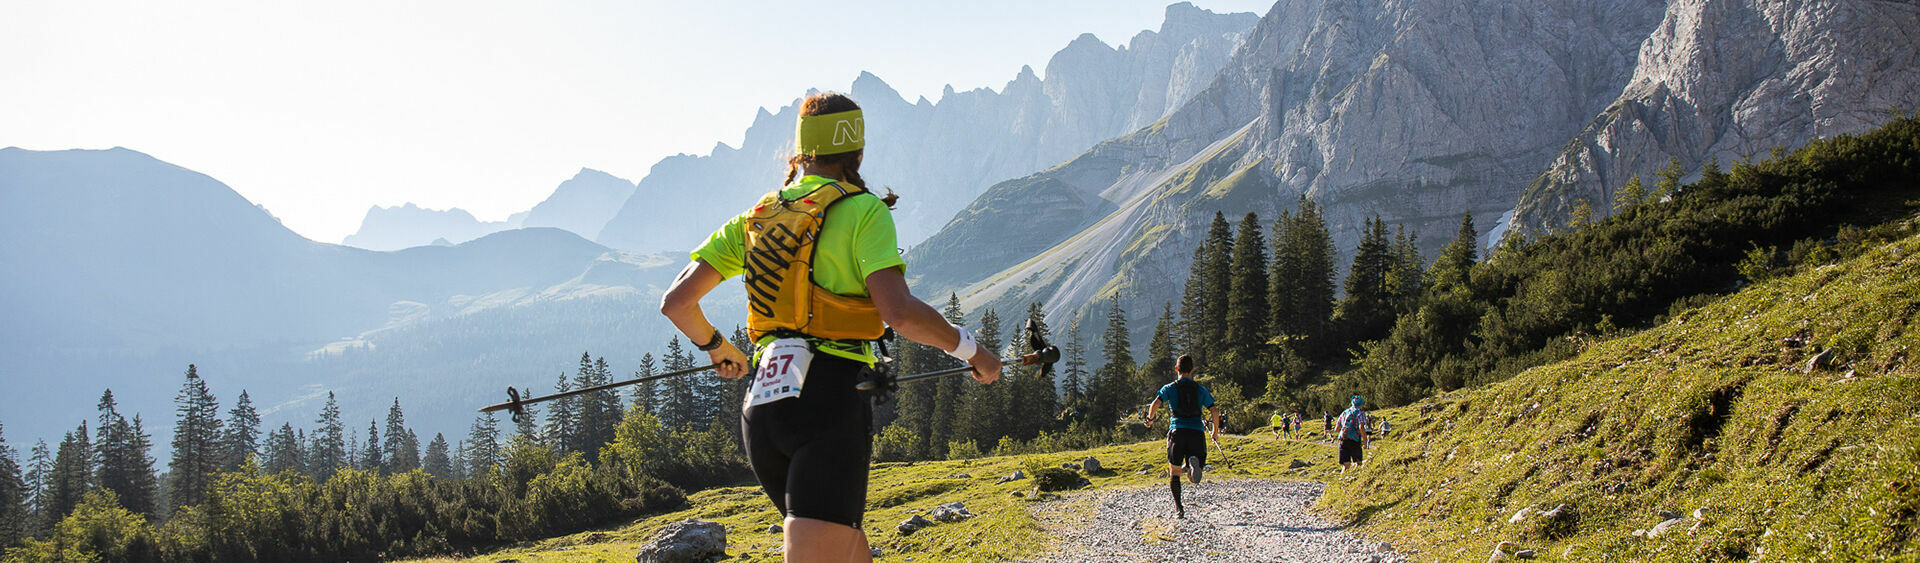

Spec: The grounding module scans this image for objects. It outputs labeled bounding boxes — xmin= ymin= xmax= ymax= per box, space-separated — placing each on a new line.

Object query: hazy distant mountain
xmin=594 ymin=2 xmax=1260 ymax=254
xmin=341 ymin=168 xmax=636 ymax=250
xmin=341 ymin=203 xmax=512 ymax=251
xmin=517 ymin=168 xmax=637 ymax=241
xmin=907 ymin=0 xmax=1920 ymax=343
xmin=0 ymin=147 xmax=691 ymax=450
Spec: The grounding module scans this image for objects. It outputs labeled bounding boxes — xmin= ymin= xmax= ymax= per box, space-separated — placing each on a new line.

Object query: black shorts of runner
xmin=1339 ymin=438 xmax=1365 ymax=464
xmin=742 ymin=350 xmax=872 ymax=529
xmin=1165 ymin=428 xmax=1207 ymax=467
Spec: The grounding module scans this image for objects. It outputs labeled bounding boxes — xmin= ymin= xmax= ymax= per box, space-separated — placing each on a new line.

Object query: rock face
xmin=634 ymin=519 xmax=726 ymax=563
xmin=1513 ymin=0 xmax=1920 ymax=235
xmin=908 ymin=0 xmax=1920 ymax=342
xmin=593 ymin=3 xmax=1259 ymax=253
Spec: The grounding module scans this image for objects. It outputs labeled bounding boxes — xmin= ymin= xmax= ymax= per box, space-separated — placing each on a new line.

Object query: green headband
xmin=795 ymin=110 xmax=865 ymax=155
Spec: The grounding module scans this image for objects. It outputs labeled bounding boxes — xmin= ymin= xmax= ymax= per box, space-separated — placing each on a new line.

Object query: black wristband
xmin=695 ymin=328 xmax=726 ymax=351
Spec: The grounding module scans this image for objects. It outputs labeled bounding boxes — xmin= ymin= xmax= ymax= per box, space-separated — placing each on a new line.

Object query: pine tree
xmin=1087 ymin=297 xmax=1135 ymax=427
xmin=422 ymin=433 xmax=453 ymax=478
xmin=631 ymin=353 xmax=659 ymax=415
xmin=383 ymin=399 xmax=419 ymax=473
xmin=545 ymin=371 xmax=578 ymax=453
xmin=360 ymin=421 xmax=382 ymax=472
xmin=1387 ymin=225 xmax=1425 ymax=314
xmin=168 ymin=364 xmax=222 ymax=511
xmin=93 ymin=392 xmax=158 ymax=518
xmin=587 ymin=356 xmax=622 ymax=456
xmin=1269 ymin=197 xmax=1337 ymax=358
xmin=465 ymin=412 xmax=503 ymax=478
xmin=1135 ymin=304 xmax=1178 ymax=400
xmin=1337 ymin=216 xmax=1396 ymax=346
xmin=661 ymin=337 xmax=696 ymax=430
xmin=47 ymin=423 xmax=92 ymax=523
xmin=1008 ymin=303 xmax=1058 ymax=441
xmin=927 ymin=294 xmax=968 ymax=459
xmin=0 ymin=423 xmax=25 ymax=546
xmin=1430 ymin=211 xmax=1479 ymax=294
xmin=451 ymin=440 xmax=469 ymax=480
xmin=957 ymin=309 xmax=1006 ymax=449
xmin=1176 ymin=242 xmax=1211 ymax=356
xmin=311 ymin=391 xmax=347 ymax=479
xmin=222 ymin=390 xmax=261 ymax=472
xmin=1226 ymin=212 xmax=1270 ymax=357
xmin=1202 ymin=213 xmax=1235 ymax=360
xmin=513 ymin=396 xmax=540 ymax=445
xmin=23 ymin=440 xmax=51 ymax=536
xmin=262 ymin=423 xmax=304 ymax=476
xmin=1060 ymin=318 xmax=1088 ymax=408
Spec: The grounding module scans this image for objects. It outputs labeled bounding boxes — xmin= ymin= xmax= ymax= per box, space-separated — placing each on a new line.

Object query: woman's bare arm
xmin=865 ymin=267 xmax=1000 ymax=383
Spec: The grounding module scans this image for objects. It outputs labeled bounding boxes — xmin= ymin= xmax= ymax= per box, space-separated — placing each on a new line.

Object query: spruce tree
xmin=957 ymin=309 xmax=1005 ymax=449
xmin=422 ymin=433 xmax=453 ymax=479
xmin=168 ymin=364 xmax=222 ymax=511
xmin=1269 ymin=197 xmax=1337 ymax=358
xmin=1200 ymin=212 xmax=1235 ymax=362
xmin=1008 ymin=303 xmax=1058 ymax=441
xmin=222 ymin=390 xmax=261 ymax=472
xmin=588 ymin=356 xmax=621 ymax=455
xmin=1337 ymin=216 xmax=1396 ymax=346
xmin=1226 ymin=212 xmax=1270 ymax=358
xmin=1387 ymin=225 xmax=1425 ymax=314
xmin=94 ymin=392 xmax=158 ymax=518
xmin=465 ymin=412 xmax=503 ymax=478
xmin=545 ymin=371 xmax=578 ymax=453
xmin=1430 ymin=211 xmax=1479 ymax=294
xmin=47 ymin=423 xmax=92 ymax=523
xmin=1060 ymin=318 xmax=1088 ymax=409
xmin=262 ymin=423 xmax=305 ymax=476
xmin=661 ymin=336 xmax=696 ymax=430
xmin=23 ymin=440 xmax=50 ymax=536
xmin=927 ymin=294 xmax=967 ymax=459
xmin=631 ymin=352 xmax=659 ymax=415
xmin=311 ymin=392 xmax=347 ymax=479
xmin=1087 ymin=297 xmax=1135 ymax=427
xmin=0 ymin=423 xmax=25 ymax=546
xmin=360 ymin=421 xmax=382 ymax=472
xmin=1135 ymin=304 xmax=1178 ymax=399
xmin=1176 ymin=242 xmax=1211 ymax=356
xmin=383 ymin=399 xmax=419 ymax=473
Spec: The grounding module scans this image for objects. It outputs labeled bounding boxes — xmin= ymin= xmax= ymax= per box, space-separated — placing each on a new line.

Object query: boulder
xmin=1508 ymin=506 xmax=1534 ymax=524
xmin=1289 ymin=459 xmax=1312 ymax=469
xmin=1082 ymin=457 xmax=1103 ymax=473
xmin=1648 ymin=518 xmax=1686 ymax=537
xmin=634 ymin=519 xmax=726 ymax=563
xmin=897 ymin=515 xmax=934 ymax=536
xmin=929 ymin=502 xmax=976 ymax=523
xmin=765 ymin=524 xmax=782 ymax=534
xmin=1515 ymin=548 xmax=1537 ymax=559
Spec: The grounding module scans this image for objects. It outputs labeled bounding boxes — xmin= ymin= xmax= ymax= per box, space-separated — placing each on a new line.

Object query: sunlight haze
xmin=1 ymin=0 xmax=1274 ymax=243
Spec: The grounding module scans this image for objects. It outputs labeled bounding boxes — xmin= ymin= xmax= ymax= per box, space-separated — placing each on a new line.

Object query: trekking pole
xmin=478 ymin=361 xmax=732 ymax=423
xmin=856 ymin=318 xmax=1059 ymax=394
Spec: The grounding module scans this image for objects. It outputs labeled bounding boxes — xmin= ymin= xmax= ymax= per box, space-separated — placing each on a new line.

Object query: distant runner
xmin=1144 ymin=354 xmax=1220 ymax=519
xmin=661 ymin=92 xmax=1002 ymax=562
xmin=1269 ymin=410 xmax=1285 ymax=439
xmin=1335 ymin=396 xmax=1371 ymax=471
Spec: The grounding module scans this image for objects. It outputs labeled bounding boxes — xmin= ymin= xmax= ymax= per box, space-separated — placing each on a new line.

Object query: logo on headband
xmin=796 ymin=110 xmax=866 ymax=155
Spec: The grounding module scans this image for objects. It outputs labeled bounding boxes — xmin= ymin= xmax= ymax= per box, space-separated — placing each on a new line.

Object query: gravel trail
xmin=1027 ymin=479 xmax=1406 ymax=563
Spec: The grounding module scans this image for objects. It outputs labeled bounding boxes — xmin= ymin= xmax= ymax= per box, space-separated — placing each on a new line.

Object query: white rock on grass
xmin=634 ymin=519 xmax=726 ymax=563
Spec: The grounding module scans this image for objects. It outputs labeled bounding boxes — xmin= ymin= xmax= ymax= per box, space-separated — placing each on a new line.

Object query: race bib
xmin=745 ymin=338 xmax=813 ymax=409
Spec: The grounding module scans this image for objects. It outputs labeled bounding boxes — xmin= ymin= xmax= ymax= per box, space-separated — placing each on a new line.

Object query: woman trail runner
xmin=660 ymin=92 xmax=1002 ymax=562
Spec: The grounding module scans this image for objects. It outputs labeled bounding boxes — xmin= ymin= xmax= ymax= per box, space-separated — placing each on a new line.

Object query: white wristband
xmin=945 ymin=325 xmax=979 ymax=362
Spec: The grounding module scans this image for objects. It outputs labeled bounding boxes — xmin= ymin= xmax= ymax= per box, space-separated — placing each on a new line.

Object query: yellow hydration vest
xmin=742 ymin=182 xmax=887 ymax=343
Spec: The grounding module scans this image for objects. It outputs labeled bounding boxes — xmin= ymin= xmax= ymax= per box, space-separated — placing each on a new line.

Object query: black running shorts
xmin=1339 ymin=438 xmax=1365 ymax=464
xmin=1166 ymin=428 xmax=1207 ymax=467
xmin=742 ymin=351 xmax=872 ymax=528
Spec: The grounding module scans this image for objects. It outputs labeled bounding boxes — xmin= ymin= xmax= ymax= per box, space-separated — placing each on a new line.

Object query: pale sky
xmin=2 ymin=0 xmax=1274 ymax=243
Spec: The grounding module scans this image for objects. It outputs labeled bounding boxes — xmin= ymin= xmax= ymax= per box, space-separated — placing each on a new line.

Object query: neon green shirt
xmin=691 ymin=175 xmax=905 ymax=295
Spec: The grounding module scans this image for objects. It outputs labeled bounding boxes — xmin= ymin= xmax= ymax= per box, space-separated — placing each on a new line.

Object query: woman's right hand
xmin=708 ymin=340 xmax=750 ymax=379
xmin=969 ymin=348 xmax=1001 ymax=384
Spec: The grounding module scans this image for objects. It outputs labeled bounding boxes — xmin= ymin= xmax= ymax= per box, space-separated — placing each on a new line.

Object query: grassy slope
xmin=449 ymin=434 xmax=1344 ymax=562
xmin=1319 ymin=232 xmax=1920 ymax=561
